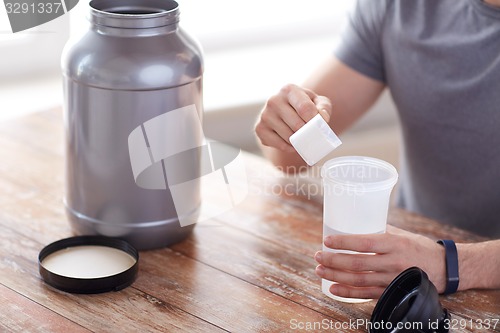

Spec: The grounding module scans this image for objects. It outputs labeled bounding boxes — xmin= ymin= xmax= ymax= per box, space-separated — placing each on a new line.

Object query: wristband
xmin=437 ymin=239 xmax=459 ymax=294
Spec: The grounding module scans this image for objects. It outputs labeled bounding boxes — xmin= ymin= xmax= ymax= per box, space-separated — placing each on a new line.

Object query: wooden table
xmin=0 ymin=109 xmax=498 ymax=333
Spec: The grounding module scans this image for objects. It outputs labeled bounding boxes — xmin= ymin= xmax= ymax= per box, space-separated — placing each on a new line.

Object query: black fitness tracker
xmin=437 ymin=239 xmax=459 ymax=295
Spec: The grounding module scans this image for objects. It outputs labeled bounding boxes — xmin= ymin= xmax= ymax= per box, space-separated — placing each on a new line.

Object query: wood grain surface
xmin=0 ymin=109 xmax=498 ymax=333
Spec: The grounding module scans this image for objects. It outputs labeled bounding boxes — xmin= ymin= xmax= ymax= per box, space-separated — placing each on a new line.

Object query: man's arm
xmin=458 ymin=240 xmax=500 ymax=290
xmin=314 ymin=226 xmax=500 ymax=299
xmin=255 ymin=56 xmax=385 ymax=172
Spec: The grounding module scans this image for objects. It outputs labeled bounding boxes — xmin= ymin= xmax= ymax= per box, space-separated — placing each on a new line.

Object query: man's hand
xmin=254 ymin=57 xmax=385 ymax=171
xmin=255 ymin=83 xmax=332 ymax=153
xmin=314 ymin=225 xmax=447 ymax=299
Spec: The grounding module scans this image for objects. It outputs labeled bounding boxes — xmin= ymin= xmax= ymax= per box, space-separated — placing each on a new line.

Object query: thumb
xmin=313 ymin=95 xmax=332 ymax=123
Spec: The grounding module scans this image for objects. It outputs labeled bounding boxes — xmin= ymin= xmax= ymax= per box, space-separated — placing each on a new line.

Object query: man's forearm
xmin=457 ymin=240 xmax=500 ymax=290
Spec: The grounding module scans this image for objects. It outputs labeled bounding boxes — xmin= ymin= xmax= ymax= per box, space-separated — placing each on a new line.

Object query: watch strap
xmin=437 ymin=239 xmax=459 ymax=294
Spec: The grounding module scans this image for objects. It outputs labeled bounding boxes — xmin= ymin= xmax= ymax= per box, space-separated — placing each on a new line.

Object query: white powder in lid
xmin=41 ymin=245 xmax=137 ymax=279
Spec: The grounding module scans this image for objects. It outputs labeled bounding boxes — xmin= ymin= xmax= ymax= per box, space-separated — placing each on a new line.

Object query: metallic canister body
xmin=62 ymin=0 xmax=203 ymax=250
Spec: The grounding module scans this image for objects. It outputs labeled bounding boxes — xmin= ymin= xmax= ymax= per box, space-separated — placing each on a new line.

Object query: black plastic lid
xmin=39 ymin=236 xmax=139 ymax=294
xmin=370 ymin=267 xmax=449 ymax=333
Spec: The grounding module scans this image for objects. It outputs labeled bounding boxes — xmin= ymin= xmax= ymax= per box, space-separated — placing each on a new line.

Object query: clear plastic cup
xmin=321 ymin=156 xmax=398 ymax=303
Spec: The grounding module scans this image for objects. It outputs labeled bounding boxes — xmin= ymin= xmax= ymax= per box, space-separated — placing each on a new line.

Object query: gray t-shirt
xmin=335 ymin=0 xmax=500 ymax=237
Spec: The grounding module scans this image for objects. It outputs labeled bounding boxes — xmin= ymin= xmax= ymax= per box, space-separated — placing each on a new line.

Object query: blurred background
xmin=0 ymin=0 xmax=400 ymax=168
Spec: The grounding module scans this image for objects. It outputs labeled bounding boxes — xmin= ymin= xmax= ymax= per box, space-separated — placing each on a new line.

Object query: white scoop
xmin=289 ymin=114 xmax=342 ymax=166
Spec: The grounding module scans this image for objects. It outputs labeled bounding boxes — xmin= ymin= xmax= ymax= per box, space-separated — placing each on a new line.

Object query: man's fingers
xmin=260 ymin=110 xmax=295 ymax=143
xmin=256 ymin=84 xmax=334 ymax=153
xmin=275 ymin=103 xmax=307 ymax=132
xmin=315 ymin=251 xmax=396 ymax=272
xmin=313 ymin=95 xmax=332 ymax=123
xmin=285 ymin=86 xmax=320 ymax=123
xmin=329 ymin=284 xmax=386 ymax=300
xmin=316 ymin=265 xmax=395 ymax=287
xmin=255 ymin=122 xmax=295 ymax=152
xmin=302 ymin=87 xmax=332 ymax=122
xmin=324 ymin=233 xmax=392 ymax=253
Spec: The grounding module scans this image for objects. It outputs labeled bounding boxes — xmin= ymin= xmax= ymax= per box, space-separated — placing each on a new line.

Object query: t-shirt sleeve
xmin=334 ymin=0 xmax=392 ymax=83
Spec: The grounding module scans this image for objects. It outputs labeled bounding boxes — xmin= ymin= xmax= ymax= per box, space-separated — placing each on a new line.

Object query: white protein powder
xmin=41 ymin=245 xmax=136 ymax=278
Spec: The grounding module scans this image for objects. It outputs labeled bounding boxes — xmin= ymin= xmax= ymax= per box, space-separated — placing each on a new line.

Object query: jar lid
xmin=38 ymin=236 xmax=139 ymax=294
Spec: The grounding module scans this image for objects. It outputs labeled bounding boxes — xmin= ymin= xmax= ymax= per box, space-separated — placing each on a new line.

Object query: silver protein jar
xmin=62 ymin=0 xmax=203 ymax=250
